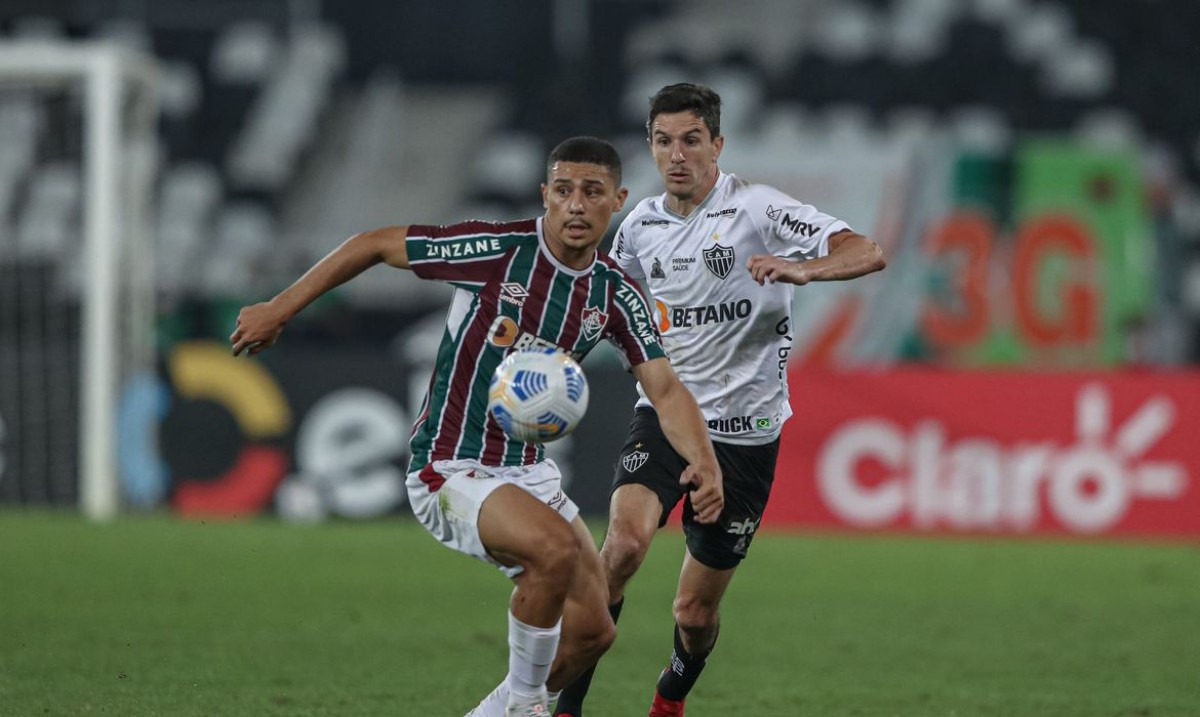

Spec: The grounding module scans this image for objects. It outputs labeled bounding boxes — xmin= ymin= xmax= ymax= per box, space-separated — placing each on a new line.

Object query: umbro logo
xmin=499 ymin=282 xmax=528 ymax=307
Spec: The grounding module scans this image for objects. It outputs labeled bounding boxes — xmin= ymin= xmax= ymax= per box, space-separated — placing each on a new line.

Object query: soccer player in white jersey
xmin=229 ymin=137 xmax=723 ymax=717
xmin=554 ymin=85 xmax=886 ymax=716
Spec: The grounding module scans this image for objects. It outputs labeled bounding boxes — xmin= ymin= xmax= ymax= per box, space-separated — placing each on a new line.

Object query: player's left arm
xmin=748 ymin=229 xmax=886 ymax=286
xmin=632 ymin=357 xmax=724 ymax=524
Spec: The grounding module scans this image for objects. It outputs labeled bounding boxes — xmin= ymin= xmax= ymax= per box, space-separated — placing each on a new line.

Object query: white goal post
xmin=0 ymin=42 xmax=159 ymax=520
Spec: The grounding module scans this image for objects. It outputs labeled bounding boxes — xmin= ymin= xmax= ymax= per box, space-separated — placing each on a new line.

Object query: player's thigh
xmin=479 ymin=483 xmax=577 ymax=569
xmin=611 ymin=407 xmax=690 ymax=529
xmin=682 ymin=438 xmax=779 ymax=570
xmin=408 ymin=459 xmax=580 ymax=577
xmin=606 ymin=482 xmax=664 ymax=547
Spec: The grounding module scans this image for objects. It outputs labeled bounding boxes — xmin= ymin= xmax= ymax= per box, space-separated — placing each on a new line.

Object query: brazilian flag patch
xmin=755 ymin=417 xmax=772 ymax=430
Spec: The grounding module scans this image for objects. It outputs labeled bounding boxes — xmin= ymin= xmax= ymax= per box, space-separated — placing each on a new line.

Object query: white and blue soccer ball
xmin=487 ymin=348 xmax=589 ymax=443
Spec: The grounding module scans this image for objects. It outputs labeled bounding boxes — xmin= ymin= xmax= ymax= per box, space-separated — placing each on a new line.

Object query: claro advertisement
xmin=772 ymin=369 xmax=1199 ymax=539
xmin=137 ymin=343 xmax=1199 ymax=540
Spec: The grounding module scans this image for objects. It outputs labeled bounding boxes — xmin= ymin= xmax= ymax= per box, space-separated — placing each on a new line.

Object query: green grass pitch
xmin=1 ymin=511 xmax=1197 ymax=715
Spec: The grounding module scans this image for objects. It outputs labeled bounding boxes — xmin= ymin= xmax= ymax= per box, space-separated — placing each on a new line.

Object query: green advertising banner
xmin=926 ymin=142 xmax=1152 ymax=367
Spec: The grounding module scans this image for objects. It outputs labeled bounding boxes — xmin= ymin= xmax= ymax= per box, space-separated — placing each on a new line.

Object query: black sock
xmin=656 ymin=623 xmax=714 ymax=701
xmin=553 ymin=598 xmax=624 ymax=716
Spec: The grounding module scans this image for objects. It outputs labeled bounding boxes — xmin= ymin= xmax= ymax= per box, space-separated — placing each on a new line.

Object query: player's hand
xmin=681 ymin=461 xmax=723 ymax=524
xmin=230 ymin=301 xmax=288 ymax=356
xmin=748 ymin=254 xmax=808 ymax=286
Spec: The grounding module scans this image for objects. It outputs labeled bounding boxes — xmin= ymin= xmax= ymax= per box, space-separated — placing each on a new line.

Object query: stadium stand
xmin=0 ymin=0 xmax=1197 ymax=359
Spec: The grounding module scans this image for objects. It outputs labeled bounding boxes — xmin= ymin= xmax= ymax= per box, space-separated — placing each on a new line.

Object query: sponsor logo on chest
xmin=657 ymin=298 xmax=753 ymax=330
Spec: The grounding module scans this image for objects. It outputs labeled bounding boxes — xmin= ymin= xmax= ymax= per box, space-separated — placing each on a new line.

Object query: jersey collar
xmin=535 ymin=216 xmax=593 ymax=276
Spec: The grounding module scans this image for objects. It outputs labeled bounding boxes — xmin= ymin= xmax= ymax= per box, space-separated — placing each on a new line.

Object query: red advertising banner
xmin=769 ymin=369 xmax=1200 ymax=539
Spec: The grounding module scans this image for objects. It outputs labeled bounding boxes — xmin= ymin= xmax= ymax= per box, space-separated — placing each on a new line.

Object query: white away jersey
xmin=613 ymin=172 xmax=850 ymax=445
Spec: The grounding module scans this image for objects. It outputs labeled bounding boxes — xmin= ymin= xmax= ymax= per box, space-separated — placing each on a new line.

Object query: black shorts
xmin=611 ymin=407 xmax=779 ymax=570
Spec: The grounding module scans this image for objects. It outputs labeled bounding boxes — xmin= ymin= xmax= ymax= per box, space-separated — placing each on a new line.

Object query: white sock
xmin=507 ymin=610 xmax=561 ymax=700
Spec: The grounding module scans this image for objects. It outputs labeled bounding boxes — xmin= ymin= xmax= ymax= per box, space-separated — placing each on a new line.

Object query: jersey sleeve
xmin=611 ymin=213 xmax=645 ymax=281
xmin=603 ymin=272 xmax=666 ymax=370
xmin=748 ymin=185 xmax=851 ymax=261
xmin=405 ymin=219 xmax=536 ymax=289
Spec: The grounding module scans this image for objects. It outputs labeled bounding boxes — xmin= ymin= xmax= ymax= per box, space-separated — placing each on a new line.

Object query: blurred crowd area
xmin=2 ymin=0 xmax=1199 ymax=367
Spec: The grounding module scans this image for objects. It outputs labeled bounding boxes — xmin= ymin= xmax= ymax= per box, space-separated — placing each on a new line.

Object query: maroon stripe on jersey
xmin=417 ymin=463 xmax=445 ymax=492
xmin=430 ymin=284 xmax=501 ymax=463
xmin=556 ymin=273 xmax=591 ymax=352
xmin=410 ymin=258 xmax=494 ymax=284
xmin=479 ymin=250 xmax=559 ymax=466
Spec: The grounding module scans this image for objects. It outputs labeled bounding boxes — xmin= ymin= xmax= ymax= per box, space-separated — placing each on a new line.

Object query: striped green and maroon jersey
xmin=405 ymin=217 xmax=665 ymax=486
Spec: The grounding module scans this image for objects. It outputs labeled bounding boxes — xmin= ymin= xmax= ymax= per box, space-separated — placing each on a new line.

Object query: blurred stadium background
xmin=2 ymin=0 xmax=1198 ymax=535
xmin=2 ymin=1 xmax=1199 ymax=714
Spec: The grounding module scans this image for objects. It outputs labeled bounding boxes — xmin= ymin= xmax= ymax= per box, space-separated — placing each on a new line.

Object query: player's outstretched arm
xmin=748 ymin=229 xmax=885 ymax=286
xmin=633 ymin=357 xmax=724 ymax=523
xmin=230 ymin=226 xmax=411 ymax=356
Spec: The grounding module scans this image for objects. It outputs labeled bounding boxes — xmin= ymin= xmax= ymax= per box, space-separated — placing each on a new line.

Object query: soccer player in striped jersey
xmin=554 ymin=86 xmax=886 ymax=716
xmin=230 ymin=136 xmax=723 ymax=717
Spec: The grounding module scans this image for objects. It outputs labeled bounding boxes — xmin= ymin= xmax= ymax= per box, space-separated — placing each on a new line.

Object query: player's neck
xmin=666 ymin=169 xmax=719 ymax=217
xmin=543 ymin=230 xmax=597 ymax=270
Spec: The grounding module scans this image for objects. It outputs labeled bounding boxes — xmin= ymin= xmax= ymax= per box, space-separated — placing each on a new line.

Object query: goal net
xmin=0 ymin=42 xmax=158 ymax=520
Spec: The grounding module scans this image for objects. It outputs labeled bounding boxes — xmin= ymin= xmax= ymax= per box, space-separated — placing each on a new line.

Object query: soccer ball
xmin=487 ymin=348 xmax=589 ymax=443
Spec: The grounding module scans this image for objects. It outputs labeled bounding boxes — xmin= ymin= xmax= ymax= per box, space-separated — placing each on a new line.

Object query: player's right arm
xmin=230 ymin=225 xmax=410 ymax=356
xmin=633 ymin=357 xmax=724 ymax=524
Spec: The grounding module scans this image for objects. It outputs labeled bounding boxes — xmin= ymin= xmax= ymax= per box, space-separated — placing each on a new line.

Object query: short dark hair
xmin=547 ymin=136 xmax=622 ymax=185
xmin=647 ymin=83 xmax=722 ymax=139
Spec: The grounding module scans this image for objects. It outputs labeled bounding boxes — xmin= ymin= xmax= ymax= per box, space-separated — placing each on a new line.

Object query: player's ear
xmin=541 ymin=183 xmax=549 ymax=209
xmin=713 ymin=135 xmax=724 ymax=162
xmin=613 ymin=186 xmax=628 ymax=212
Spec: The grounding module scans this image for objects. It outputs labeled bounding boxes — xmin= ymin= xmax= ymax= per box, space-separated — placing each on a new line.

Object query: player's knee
xmin=600 ymin=527 xmax=652 ymax=584
xmin=673 ymin=594 xmax=719 ymax=634
xmin=526 ymin=523 xmax=581 ymax=580
xmin=579 ymin=611 xmax=617 ymax=659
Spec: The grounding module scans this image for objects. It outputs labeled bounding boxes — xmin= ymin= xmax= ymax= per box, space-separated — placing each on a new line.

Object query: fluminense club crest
xmin=702 ymin=243 xmax=735 ymax=280
xmin=581 ymin=306 xmax=607 ymax=342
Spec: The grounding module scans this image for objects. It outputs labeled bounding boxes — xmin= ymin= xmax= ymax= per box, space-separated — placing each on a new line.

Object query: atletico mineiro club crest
xmin=703 ymin=244 xmax=735 ymax=279
xmin=622 ymin=450 xmax=648 ymax=473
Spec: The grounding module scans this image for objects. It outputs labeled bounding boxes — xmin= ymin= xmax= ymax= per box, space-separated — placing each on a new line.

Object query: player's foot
xmin=506 ymin=704 xmax=549 ymax=717
xmin=648 ymin=690 xmax=685 ymax=716
xmin=506 ymin=690 xmax=550 ymax=717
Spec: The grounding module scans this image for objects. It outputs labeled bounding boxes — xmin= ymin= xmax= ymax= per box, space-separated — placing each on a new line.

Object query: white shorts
xmin=406 ymin=458 xmax=580 ymax=578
